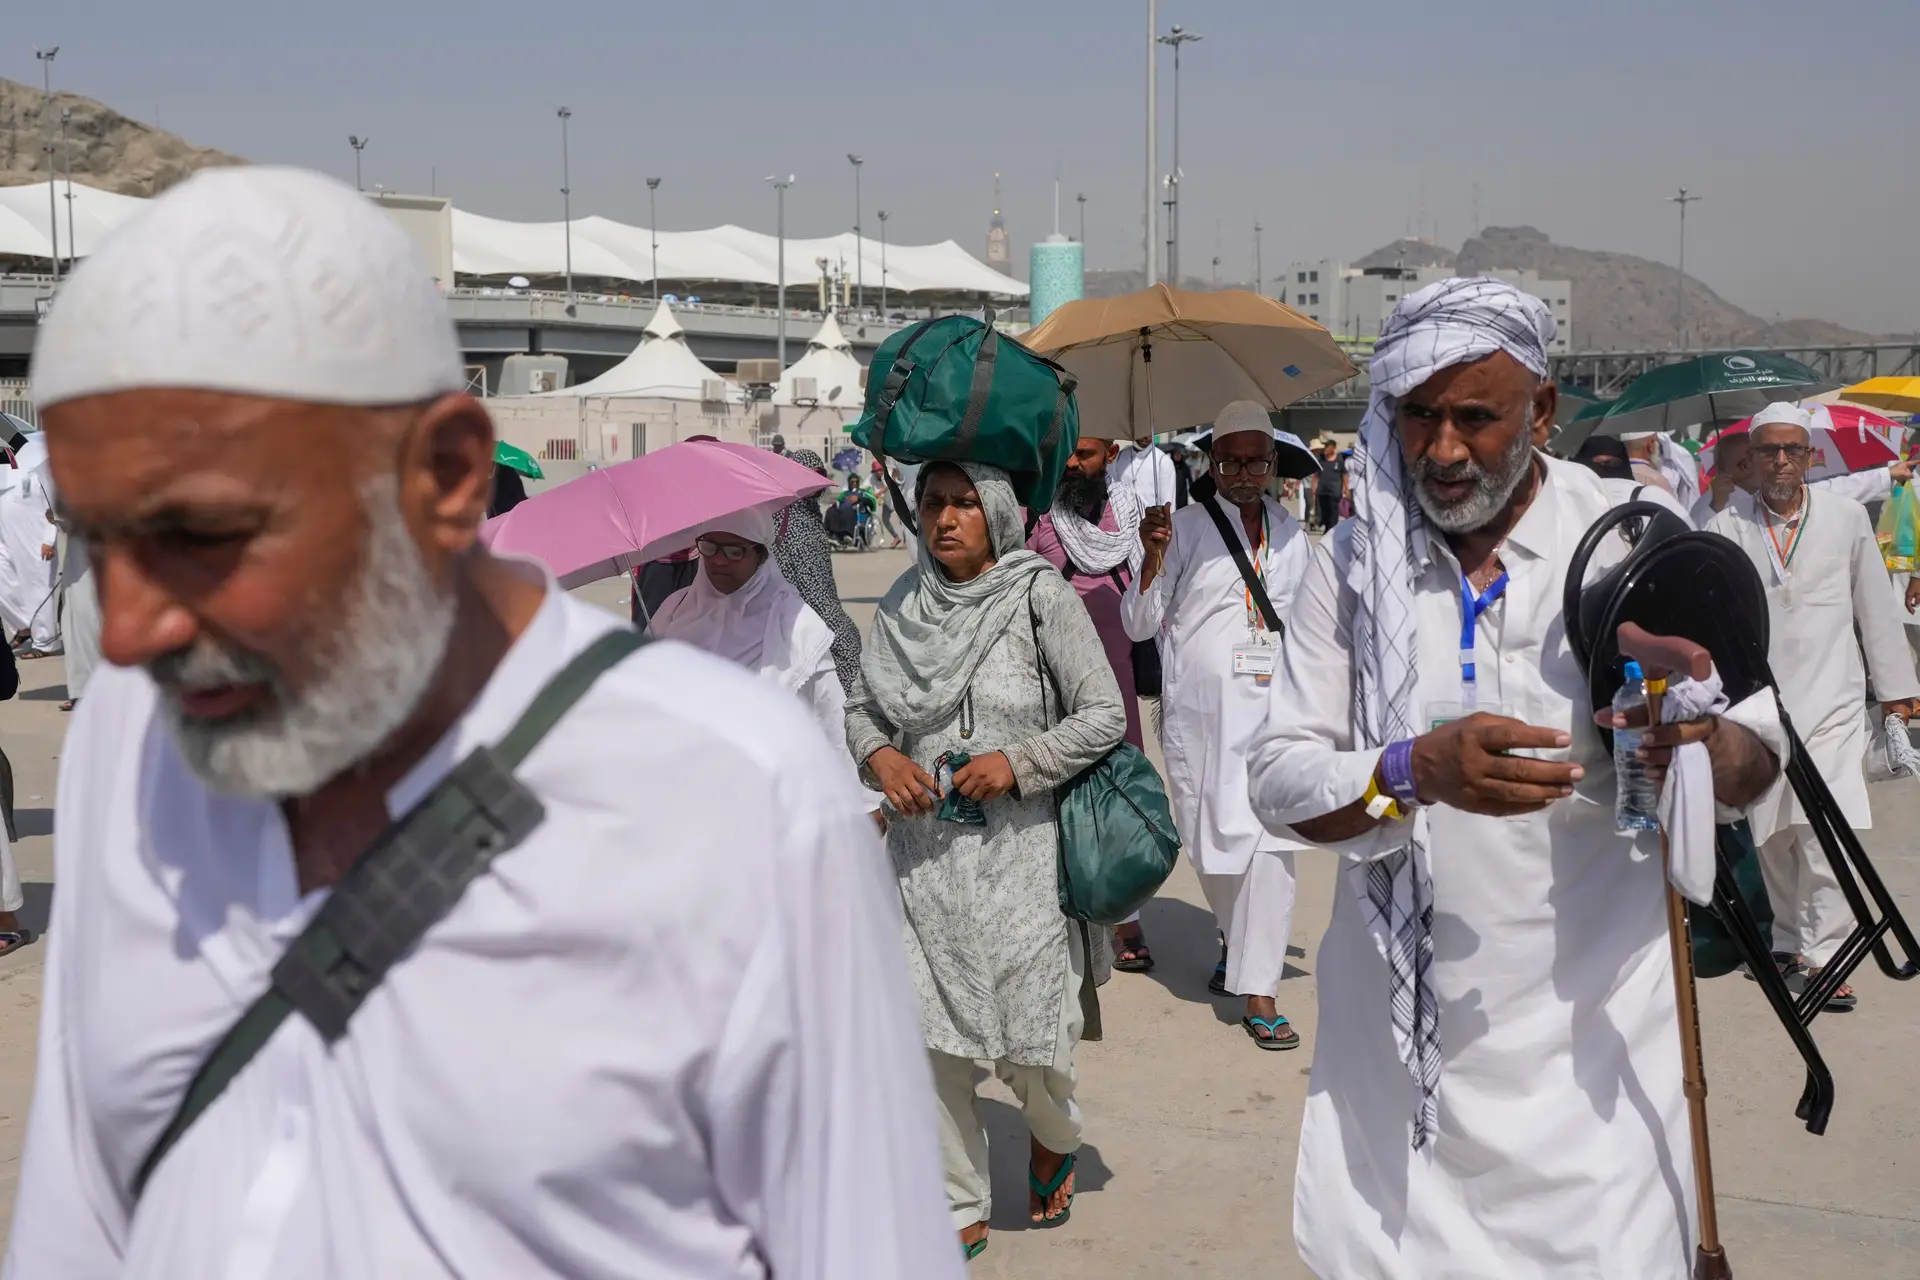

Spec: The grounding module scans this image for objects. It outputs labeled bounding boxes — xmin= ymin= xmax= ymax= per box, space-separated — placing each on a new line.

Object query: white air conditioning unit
xmin=528 ymin=369 xmax=561 ymax=394
xmin=700 ymin=378 xmax=728 ymax=403
xmin=738 ymin=359 xmax=782 ymax=385
xmin=792 ymin=376 xmax=818 ymax=403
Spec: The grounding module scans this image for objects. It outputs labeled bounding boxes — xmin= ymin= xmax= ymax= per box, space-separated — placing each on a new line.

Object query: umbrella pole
xmin=1647 ymin=678 xmax=1732 ymax=1280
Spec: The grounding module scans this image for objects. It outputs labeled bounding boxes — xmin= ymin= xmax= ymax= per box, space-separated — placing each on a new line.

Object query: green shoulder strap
xmin=131 ymin=627 xmax=646 ymax=1200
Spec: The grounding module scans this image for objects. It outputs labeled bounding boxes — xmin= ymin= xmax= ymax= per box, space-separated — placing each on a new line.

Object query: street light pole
xmin=877 ymin=209 xmax=889 ymax=317
xmin=1668 ymin=187 xmax=1701 ymax=351
xmin=1254 ymin=218 xmax=1263 ymax=298
xmin=1076 ymin=192 xmax=1087 ymax=246
xmin=557 ymin=107 xmax=573 ymax=301
xmin=646 ymin=177 xmax=662 ymax=301
xmin=1145 ymin=0 xmax=1157 ymax=286
xmin=1157 ymin=24 xmax=1201 ymax=286
xmin=847 ymin=153 xmax=864 ymax=313
xmin=348 ymin=135 xmax=368 ymax=192
xmin=60 ymin=107 xmax=76 ymax=269
xmin=35 ymin=47 xmax=59 ymax=282
xmin=768 ymin=175 xmax=795 ymax=368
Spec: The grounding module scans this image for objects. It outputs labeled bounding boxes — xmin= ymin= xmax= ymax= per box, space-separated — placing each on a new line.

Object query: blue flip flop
xmin=1029 ymin=1150 xmax=1077 ymax=1225
xmin=1242 ymin=1014 xmax=1300 ymax=1051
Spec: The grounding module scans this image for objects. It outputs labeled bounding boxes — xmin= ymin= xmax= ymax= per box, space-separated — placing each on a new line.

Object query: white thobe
xmin=1112 ymin=443 xmax=1178 ymax=511
xmin=4 ymin=586 xmax=961 ymax=1280
xmin=1248 ymin=458 xmax=1788 ymax=1278
xmin=1122 ymin=497 xmax=1308 ymax=995
xmin=0 ymin=467 xmax=57 ymax=648
xmin=1688 ymin=466 xmax=1894 ymax=530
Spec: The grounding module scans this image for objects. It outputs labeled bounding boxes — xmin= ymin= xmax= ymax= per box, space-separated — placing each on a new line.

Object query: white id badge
xmin=1426 ymin=700 xmax=1514 ymax=730
xmin=1232 ymin=642 xmax=1277 ymax=679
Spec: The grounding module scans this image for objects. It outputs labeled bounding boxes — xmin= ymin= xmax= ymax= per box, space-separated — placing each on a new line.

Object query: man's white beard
xmin=152 ymin=473 xmax=459 ymax=798
xmin=1412 ymin=426 xmax=1536 ymax=534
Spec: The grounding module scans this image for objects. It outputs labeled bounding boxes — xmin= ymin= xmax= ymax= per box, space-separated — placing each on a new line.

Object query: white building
xmin=1279 ymin=259 xmax=1573 ymax=353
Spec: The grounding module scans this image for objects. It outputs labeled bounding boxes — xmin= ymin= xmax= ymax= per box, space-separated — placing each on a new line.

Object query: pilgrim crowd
xmin=1 ymin=165 xmax=1917 ymax=1280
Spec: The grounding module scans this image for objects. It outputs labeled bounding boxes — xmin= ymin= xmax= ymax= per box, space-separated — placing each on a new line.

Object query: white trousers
xmin=927 ymin=927 xmax=1085 ymax=1230
xmin=1758 ymin=825 xmax=1856 ymax=967
xmin=1197 ymin=848 xmax=1298 ymax=998
xmin=0 ymin=823 xmax=21 ymax=915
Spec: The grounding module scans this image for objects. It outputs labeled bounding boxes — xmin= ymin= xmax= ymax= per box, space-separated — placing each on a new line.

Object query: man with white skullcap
xmin=1245 ymin=278 xmax=1789 ymax=1276
xmin=1708 ymin=402 xmax=1920 ymax=1011
xmin=4 ymin=167 xmax=959 ymax=1280
xmin=1121 ymin=399 xmax=1310 ymax=1049
xmin=1693 ymin=408 xmax=1911 ymax=528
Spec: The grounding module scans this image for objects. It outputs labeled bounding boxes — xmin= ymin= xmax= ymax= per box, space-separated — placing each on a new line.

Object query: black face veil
xmin=1564 ymin=502 xmax=1920 ymax=1135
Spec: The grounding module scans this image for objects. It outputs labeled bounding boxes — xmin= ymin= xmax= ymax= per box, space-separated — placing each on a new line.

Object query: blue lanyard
xmin=1459 ymin=570 xmax=1510 ymax=691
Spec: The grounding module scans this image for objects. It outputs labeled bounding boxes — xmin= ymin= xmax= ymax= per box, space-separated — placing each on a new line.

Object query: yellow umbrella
xmin=1021 ymin=284 xmax=1356 ymax=440
xmin=1837 ymin=376 xmax=1920 ymax=414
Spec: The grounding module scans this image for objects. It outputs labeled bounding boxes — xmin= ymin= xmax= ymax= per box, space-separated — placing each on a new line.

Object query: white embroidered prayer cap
xmin=1747 ymin=402 xmax=1813 ymax=434
xmin=32 ymin=166 xmax=465 ymax=411
xmin=1212 ymin=399 xmax=1276 ymax=442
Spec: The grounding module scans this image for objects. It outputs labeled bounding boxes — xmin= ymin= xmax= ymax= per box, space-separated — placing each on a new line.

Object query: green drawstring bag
xmin=933 ymin=752 xmax=987 ymax=827
xmin=1876 ymin=481 xmax=1919 ymax=573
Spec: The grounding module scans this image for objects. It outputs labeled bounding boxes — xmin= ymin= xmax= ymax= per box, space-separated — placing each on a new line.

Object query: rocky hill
xmin=0 ymin=78 xmax=243 ymax=197
xmin=1361 ymin=225 xmax=1885 ymax=351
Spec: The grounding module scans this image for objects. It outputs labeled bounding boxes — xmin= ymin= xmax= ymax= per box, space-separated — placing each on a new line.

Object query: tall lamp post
xmin=877 ymin=209 xmax=890 ymax=317
xmin=1076 ymin=192 xmax=1087 ymax=246
xmin=847 ymin=153 xmax=864 ymax=312
xmin=35 ymin=47 xmax=59 ymax=281
xmin=60 ymin=107 xmax=76 ymax=269
xmin=646 ymin=176 xmax=662 ymax=301
xmin=1253 ymin=218 xmax=1263 ymax=298
xmin=1668 ymin=187 xmax=1701 ymax=351
xmin=557 ymin=107 xmax=573 ymax=301
xmin=348 ymin=135 xmax=369 ymax=192
xmin=1157 ymin=23 xmax=1201 ymax=287
xmin=767 ymin=175 xmax=795 ymax=368
xmin=1145 ymin=0 xmax=1157 ymax=285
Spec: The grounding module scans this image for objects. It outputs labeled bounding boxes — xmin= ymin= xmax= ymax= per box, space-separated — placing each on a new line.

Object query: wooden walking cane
xmin=1619 ymin=623 xmax=1732 ymax=1280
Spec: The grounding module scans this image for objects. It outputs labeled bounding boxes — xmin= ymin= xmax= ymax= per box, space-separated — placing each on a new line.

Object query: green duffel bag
xmin=851 ymin=311 xmax=1078 ymax=521
xmin=1056 ymin=742 xmax=1182 ymax=926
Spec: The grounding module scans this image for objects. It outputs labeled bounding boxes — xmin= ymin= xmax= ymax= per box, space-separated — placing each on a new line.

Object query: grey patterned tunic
xmin=848 ymin=570 xmax=1125 ymax=1066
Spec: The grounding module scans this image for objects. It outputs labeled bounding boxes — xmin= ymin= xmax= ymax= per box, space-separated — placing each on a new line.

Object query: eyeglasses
xmin=695 ymin=538 xmax=755 ymax=562
xmin=1213 ymin=458 xmax=1275 ymax=478
xmin=1751 ymin=444 xmax=1812 ymax=463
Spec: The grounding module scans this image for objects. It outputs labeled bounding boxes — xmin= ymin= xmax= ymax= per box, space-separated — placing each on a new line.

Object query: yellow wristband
xmin=1362 ymin=775 xmax=1402 ymax=822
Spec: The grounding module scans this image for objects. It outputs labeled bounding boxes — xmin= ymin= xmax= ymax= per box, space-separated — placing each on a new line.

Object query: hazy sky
xmin=17 ymin=0 xmax=1920 ymax=331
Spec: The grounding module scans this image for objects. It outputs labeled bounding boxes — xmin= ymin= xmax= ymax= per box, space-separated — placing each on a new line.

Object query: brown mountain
xmin=0 ymin=78 xmax=244 ymax=197
xmin=1361 ymin=225 xmax=1888 ymax=352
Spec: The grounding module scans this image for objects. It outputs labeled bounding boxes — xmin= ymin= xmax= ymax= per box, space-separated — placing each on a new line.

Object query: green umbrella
xmin=494 ymin=440 xmax=544 ymax=480
xmin=1553 ymin=380 xmax=1607 ymax=425
xmin=1588 ymin=352 xmax=1832 ymax=438
xmin=1546 ymin=395 xmax=1618 ymax=455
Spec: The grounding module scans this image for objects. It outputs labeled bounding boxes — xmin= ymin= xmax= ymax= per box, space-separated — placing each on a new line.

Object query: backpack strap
xmin=870 ymin=317 xmax=943 ymax=439
xmin=953 ymin=310 xmax=1001 ymax=455
xmin=131 ymin=627 xmax=647 ymax=1201
xmin=1199 ymin=494 xmax=1285 ymax=638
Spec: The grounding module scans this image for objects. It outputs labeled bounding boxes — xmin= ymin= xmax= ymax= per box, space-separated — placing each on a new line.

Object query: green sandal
xmin=1028 ymin=1149 xmax=1077 ymax=1226
xmin=962 ymin=1234 xmax=989 ymax=1261
xmin=1242 ymin=1014 xmax=1300 ymax=1051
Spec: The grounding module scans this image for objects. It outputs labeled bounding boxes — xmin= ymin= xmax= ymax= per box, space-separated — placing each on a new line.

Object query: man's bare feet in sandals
xmin=1027 ymin=1137 xmax=1075 ymax=1224
xmin=0 ymin=911 xmax=33 ymax=957
xmin=1111 ymin=922 xmax=1154 ymax=973
xmin=957 ymin=1221 xmax=988 ymax=1259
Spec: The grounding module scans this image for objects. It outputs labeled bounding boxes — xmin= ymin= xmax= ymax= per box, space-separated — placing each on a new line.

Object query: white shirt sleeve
xmin=705 ymin=771 xmax=961 ymax=1279
xmin=1814 ymin=466 xmax=1895 ymax=508
xmin=798 ymin=656 xmax=882 ymax=812
xmin=1121 ymin=525 xmax=1180 ymax=643
xmin=1246 ymin=535 xmax=1401 ymax=860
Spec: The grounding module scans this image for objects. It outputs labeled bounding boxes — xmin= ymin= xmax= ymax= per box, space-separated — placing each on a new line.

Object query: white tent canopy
xmin=538 ymin=302 xmax=734 ymax=401
xmin=775 ymin=314 xmax=865 ymax=409
xmin=0 ymin=178 xmax=1026 ymax=299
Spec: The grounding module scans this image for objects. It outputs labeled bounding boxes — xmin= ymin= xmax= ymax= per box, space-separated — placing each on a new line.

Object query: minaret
xmin=985 ymin=172 xmax=1011 ymax=276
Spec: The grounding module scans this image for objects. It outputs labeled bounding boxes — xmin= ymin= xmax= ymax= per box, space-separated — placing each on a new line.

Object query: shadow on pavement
xmin=16 ymin=881 xmax=51 ymax=936
xmin=13 ymin=809 xmax=51 ymax=839
xmin=1128 ymin=898 xmax=1311 ymax=1024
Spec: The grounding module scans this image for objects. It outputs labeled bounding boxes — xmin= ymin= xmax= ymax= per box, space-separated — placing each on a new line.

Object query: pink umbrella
xmin=1706 ymin=403 xmax=1905 ymax=482
xmin=481 ymin=441 xmax=831 ymax=587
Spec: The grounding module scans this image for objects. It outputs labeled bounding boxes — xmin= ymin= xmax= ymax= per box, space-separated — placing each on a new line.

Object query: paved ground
xmin=2 ymin=545 xmax=1918 ymax=1277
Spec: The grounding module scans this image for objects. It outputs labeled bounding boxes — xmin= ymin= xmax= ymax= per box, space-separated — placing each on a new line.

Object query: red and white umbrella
xmin=1706 ymin=403 xmax=1906 ymax=482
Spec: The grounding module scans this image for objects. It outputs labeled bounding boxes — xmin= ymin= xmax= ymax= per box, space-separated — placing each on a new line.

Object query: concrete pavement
xmin=1 ymin=546 xmax=1917 ymax=1277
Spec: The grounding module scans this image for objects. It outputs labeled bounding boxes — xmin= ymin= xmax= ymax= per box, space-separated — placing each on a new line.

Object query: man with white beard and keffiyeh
xmin=1245 ymin=278 xmax=1790 ymax=1279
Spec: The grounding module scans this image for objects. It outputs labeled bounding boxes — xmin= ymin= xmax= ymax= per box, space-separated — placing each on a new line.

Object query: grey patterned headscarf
xmin=861 ymin=460 xmax=1050 ymax=732
xmin=1347 ymin=276 xmax=1556 ymax=1149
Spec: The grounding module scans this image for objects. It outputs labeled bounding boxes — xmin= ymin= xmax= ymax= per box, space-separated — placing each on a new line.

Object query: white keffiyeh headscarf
xmin=1345 ymin=276 xmax=1557 ymax=1149
xmin=1052 ymin=480 xmax=1144 ymax=576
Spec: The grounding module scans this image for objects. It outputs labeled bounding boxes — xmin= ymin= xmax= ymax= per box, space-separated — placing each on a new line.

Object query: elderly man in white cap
xmin=1692 ymin=412 xmax=1912 ymax=528
xmin=3 ymin=167 xmax=959 ymax=1280
xmin=1121 ymin=399 xmax=1310 ymax=1050
xmin=1245 ymin=278 xmax=1790 ymax=1277
xmin=1707 ymin=401 xmax=1920 ymax=1011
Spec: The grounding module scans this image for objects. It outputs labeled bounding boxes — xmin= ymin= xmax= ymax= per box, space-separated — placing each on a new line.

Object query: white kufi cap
xmin=31 ymin=166 xmax=465 ymax=410
xmin=1747 ymin=402 xmax=1812 ymax=433
xmin=1212 ymin=399 xmax=1276 ymax=442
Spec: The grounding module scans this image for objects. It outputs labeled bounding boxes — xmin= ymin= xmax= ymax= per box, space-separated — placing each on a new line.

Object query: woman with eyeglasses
xmin=646 ymin=508 xmax=880 ymax=822
xmin=1121 ymin=400 xmax=1314 ymax=1053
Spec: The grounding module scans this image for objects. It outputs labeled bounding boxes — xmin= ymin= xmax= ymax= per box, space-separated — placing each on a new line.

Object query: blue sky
xmin=16 ymin=0 xmax=1920 ymax=331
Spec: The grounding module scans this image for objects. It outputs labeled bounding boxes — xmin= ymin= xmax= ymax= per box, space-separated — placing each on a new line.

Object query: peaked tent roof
xmin=541 ymin=302 xmax=736 ymax=400
xmin=775 ymin=314 xmax=866 ymax=408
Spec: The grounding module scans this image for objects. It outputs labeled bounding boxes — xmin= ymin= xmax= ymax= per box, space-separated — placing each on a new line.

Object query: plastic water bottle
xmin=1613 ymin=661 xmax=1661 ymax=832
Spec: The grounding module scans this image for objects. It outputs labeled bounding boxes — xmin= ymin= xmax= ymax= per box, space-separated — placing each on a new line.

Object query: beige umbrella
xmin=1021 ymin=284 xmax=1357 ymax=440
